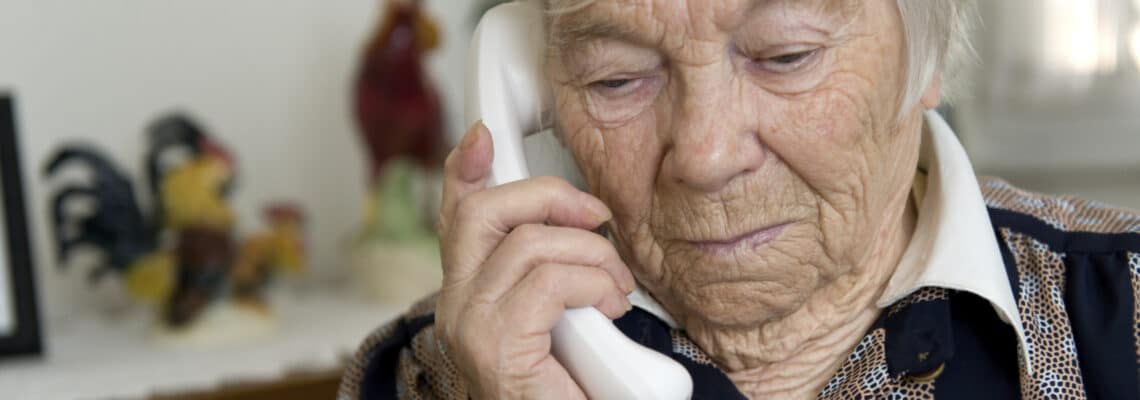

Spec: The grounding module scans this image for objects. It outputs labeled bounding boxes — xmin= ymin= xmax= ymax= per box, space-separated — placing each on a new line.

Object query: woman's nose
xmin=663 ymin=93 xmax=766 ymax=193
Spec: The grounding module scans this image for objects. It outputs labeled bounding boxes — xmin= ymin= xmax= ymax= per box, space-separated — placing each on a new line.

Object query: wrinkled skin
xmin=436 ymin=0 xmax=940 ymax=398
xmin=548 ymin=0 xmax=937 ymax=396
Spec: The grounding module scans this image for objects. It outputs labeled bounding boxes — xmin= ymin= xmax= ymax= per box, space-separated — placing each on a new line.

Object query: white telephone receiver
xmin=466 ymin=2 xmax=694 ymax=399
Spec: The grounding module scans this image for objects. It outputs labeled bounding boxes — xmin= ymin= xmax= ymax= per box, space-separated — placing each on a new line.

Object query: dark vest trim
xmin=360 ymin=314 xmax=436 ymax=400
xmin=987 ymin=207 xmax=1140 ymax=254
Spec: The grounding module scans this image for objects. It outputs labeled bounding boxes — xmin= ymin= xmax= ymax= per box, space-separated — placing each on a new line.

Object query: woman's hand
xmin=435 ymin=122 xmax=637 ymax=399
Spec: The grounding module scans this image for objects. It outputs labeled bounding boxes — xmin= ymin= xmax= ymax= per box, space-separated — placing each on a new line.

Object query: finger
xmin=500 ymin=264 xmax=633 ymax=335
xmin=441 ymin=121 xmax=494 ymax=227
xmin=448 ymin=175 xmax=610 ymax=232
xmin=441 ymin=177 xmax=612 ymax=284
xmin=474 ymin=224 xmax=635 ymax=301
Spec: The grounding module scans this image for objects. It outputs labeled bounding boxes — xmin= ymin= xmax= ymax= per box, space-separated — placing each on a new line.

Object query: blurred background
xmin=0 ymin=0 xmax=1137 ymax=399
xmin=0 ymin=1 xmax=484 ymax=398
xmin=957 ymin=0 xmax=1140 ymax=209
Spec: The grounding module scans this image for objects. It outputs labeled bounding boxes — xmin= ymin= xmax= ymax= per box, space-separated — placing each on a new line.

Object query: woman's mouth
xmin=689 ymin=223 xmax=792 ymax=256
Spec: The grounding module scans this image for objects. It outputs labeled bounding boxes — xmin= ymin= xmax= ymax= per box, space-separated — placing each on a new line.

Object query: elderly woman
xmin=340 ymin=0 xmax=1140 ymax=398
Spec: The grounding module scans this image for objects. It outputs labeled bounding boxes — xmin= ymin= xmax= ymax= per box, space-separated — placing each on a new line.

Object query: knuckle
xmin=509 ymin=223 xmax=545 ymax=244
xmin=454 ymin=193 xmax=487 ymax=225
xmin=583 ymin=231 xmax=614 ymax=252
xmin=531 ymin=264 xmax=566 ymax=293
xmin=583 ymin=267 xmax=615 ymax=293
xmin=574 ymin=231 xmax=617 ymax=266
xmin=578 ymin=265 xmax=607 ymax=282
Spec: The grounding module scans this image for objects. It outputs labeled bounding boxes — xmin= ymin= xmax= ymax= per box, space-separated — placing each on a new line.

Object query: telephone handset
xmin=466 ymin=2 xmax=693 ymax=399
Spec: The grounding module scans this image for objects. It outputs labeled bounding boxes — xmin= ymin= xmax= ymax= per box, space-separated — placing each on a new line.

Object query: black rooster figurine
xmin=45 ymin=115 xmax=242 ymax=328
xmin=45 ymin=148 xmax=158 ymax=283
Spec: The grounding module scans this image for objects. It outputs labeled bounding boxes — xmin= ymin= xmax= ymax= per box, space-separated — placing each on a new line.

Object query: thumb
xmin=442 ymin=121 xmax=494 ymax=218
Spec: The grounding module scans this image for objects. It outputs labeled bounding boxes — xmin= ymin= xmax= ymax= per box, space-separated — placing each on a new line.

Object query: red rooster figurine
xmin=351 ymin=0 xmax=446 ymax=303
xmin=354 ymin=0 xmax=445 ymax=187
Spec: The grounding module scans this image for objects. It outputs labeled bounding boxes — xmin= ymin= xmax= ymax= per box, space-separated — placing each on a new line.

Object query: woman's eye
xmin=769 ymin=51 xmax=812 ymax=65
xmin=587 ymin=76 xmax=650 ymax=98
xmin=581 ymin=73 xmax=663 ymax=123
xmin=747 ymin=48 xmax=821 ymax=73
xmin=596 ymin=79 xmax=633 ymax=89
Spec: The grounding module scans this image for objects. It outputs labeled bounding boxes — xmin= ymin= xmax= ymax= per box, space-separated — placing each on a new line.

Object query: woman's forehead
xmin=549 ymin=0 xmax=863 ymax=45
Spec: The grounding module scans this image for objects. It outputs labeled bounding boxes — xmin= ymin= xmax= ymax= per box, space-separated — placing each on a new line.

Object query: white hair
xmin=540 ymin=0 xmax=976 ymax=113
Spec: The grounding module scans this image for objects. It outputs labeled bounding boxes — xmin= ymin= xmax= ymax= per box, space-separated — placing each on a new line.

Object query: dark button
xmin=883 ymin=293 xmax=956 ymax=377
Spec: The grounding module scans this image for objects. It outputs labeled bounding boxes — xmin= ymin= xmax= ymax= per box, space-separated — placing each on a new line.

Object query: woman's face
xmin=548 ymin=0 xmax=927 ymax=329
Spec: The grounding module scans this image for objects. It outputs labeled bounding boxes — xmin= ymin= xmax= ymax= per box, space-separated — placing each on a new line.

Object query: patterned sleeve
xmin=982 ymin=176 xmax=1140 ymax=397
xmin=338 ymin=293 xmax=471 ymax=400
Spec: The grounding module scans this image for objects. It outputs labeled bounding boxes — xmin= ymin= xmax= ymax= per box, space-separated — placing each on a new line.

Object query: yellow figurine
xmin=232 ymin=204 xmax=307 ymax=310
xmin=45 ymin=114 xmax=306 ymax=334
xmin=160 ymin=154 xmax=236 ymax=232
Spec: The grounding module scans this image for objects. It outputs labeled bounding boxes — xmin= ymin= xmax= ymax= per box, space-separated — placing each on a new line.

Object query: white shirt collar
xmin=877 ymin=110 xmax=1032 ymax=374
xmin=630 ymin=110 xmax=1033 ymax=374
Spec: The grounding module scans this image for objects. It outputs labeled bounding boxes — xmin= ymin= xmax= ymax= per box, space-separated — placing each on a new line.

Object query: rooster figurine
xmin=46 ymin=115 xmax=236 ymax=326
xmin=351 ymin=0 xmax=447 ymax=303
xmin=232 ymin=204 xmax=306 ymax=310
xmin=45 ymin=114 xmax=303 ymax=332
xmin=354 ymin=0 xmax=445 ymax=238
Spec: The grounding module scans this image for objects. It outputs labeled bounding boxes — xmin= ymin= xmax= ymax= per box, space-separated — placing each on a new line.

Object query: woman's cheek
xmin=763 ymin=86 xmax=870 ymax=196
xmin=574 ymin=107 xmax=664 ymax=267
xmin=595 ymin=113 xmax=662 ymax=210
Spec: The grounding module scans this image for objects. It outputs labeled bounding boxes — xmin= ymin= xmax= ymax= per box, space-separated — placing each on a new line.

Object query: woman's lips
xmin=689 ymin=223 xmax=792 ymax=256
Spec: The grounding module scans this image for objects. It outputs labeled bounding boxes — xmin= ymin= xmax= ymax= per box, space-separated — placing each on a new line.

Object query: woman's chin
xmin=636 ymin=226 xmax=826 ymax=328
xmin=666 ymin=279 xmax=815 ymax=329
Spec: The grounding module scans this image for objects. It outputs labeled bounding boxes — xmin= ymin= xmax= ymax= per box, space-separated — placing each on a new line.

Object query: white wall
xmin=0 ymin=0 xmax=480 ymax=324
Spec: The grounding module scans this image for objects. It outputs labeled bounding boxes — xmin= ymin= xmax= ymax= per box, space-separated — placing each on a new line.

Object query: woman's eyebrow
xmin=550 ymin=0 xmax=856 ymax=49
xmin=550 ymin=16 xmax=641 ymax=47
xmin=551 ymin=0 xmax=771 ymax=47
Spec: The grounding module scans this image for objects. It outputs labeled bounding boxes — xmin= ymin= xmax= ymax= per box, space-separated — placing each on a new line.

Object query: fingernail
xmin=624 ymin=298 xmax=633 ymax=312
xmin=583 ymin=195 xmax=612 ymax=221
xmin=460 ymin=121 xmax=483 ymax=151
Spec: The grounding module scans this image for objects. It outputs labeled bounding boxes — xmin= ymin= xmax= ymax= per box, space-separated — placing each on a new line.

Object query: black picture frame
xmin=0 ymin=93 xmax=43 ymax=359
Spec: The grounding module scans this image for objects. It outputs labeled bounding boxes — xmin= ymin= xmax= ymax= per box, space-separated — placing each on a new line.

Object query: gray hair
xmin=540 ymin=0 xmax=976 ymax=112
